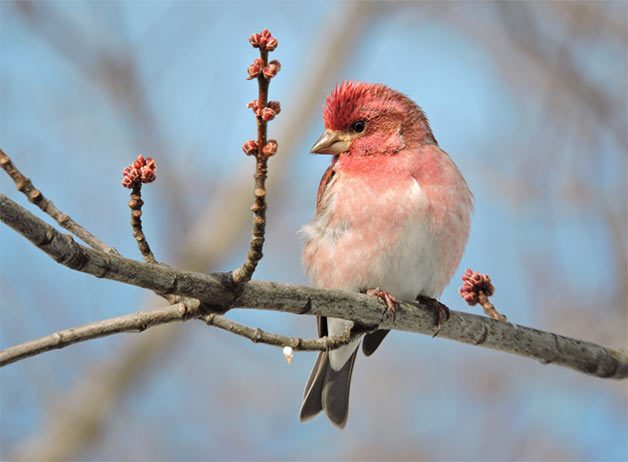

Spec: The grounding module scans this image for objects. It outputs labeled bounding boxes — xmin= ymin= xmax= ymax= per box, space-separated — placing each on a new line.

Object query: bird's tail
xmin=299 ymin=349 xmax=358 ymax=428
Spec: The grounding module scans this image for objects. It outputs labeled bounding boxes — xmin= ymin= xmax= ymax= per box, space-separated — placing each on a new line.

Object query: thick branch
xmin=1 ymin=193 xmax=627 ymax=379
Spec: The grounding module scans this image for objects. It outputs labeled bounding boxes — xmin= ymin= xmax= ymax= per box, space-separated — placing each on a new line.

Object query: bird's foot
xmin=365 ymin=288 xmax=400 ymax=321
xmin=416 ymin=295 xmax=450 ymax=337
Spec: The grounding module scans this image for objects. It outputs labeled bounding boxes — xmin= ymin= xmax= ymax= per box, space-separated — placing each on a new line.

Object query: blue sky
xmin=1 ymin=1 xmax=626 ymax=460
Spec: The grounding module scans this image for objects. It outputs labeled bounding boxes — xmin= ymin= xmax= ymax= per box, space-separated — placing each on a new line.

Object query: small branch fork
xmin=232 ymin=29 xmax=281 ymax=284
xmin=0 ymin=148 xmax=118 ymax=255
xmin=0 ymin=299 xmax=371 ymax=367
xmin=0 ymin=145 xmax=359 ymax=367
xmin=0 ymin=34 xmax=355 ymax=369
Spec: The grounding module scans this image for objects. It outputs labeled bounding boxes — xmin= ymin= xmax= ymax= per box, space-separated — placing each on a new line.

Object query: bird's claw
xmin=365 ymin=288 xmax=400 ymax=321
xmin=416 ymin=295 xmax=450 ymax=337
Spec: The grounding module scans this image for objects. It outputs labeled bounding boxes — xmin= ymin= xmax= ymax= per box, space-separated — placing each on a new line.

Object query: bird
xmin=299 ymin=81 xmax=473 ymax=428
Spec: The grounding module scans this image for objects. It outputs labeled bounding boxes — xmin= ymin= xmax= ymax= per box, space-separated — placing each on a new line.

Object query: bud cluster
xmin=242 ymin=139 xmax=278 ymax=158
xmin=459 ymin=268 xmax=495 ymax=306
xmin=249 ymin=29 xmax=278 ymax=51
xmin=247 ymin=100 xmax=281 ymax=120
xmin=263 ymin=60 xmax=281 ymax=79
xmin=122 ymin=155 xmax=157 ymax=188
xmin=243 ymin=29 xmax=280 ymax=159
xmin=247 ymin=58 xmax=281 ymax=81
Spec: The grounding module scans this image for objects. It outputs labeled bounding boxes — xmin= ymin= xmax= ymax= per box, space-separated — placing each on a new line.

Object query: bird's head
xmin=311 ymin=81 xmax=435 ymax=157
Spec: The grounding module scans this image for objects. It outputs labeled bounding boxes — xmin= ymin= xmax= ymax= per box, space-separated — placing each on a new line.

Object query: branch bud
xmin=263 ymin=60 xmax=281 ymax=79
xmin=247 ymin=99 xmax=261 ymax=115
xmin=266 ymin=101 xmax=281 ymax=114
xmin=263 ymin=140 xmax=278 ymax=157
xmin=242 ymin=140 xmax=258 ymax=156
xmin=122 ymin=155 xmax=157 ymax=188
xmin=247 ymin=58 xmax=264 ymax=80
xmin=249 ymin=33 xmax=260 ymax=48
xmin=261 ymin=107 xmax=276 ymax=121
xmin=459 ymin=268 xmax=495 ymax=306
xmin=265 ymin=37 xmax=278 ymax=51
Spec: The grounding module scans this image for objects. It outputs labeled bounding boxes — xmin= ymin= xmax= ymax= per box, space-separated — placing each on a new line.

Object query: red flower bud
xmin=249 ymin=29 xmax=277 ymax=51
xmin=266 ymin=101 xmax=281 ymax=114
xmin=258 ymin=29 xmax=271 ymax=49
xmin=247 ymin=99 xmax=262 ymax=115
xmin=263 ymin=140 xmax=278 ymax=157
xmin=260 ymin=29 xmax=272 ymax=40
xmin=140 ymin=157 xmax=157 ymax=183
xmin=249 ymin=33 xmax=260 ymax=48
xmin=265 ymin=37 xmax=278 ymax=51
xmin=133 ymin=154 xmax=145 ymax=170
xmin=261 ymin=107 xmax=276 ymax=121
xmin=122 ymin=155 xmax=157 ymax=188
xmin=247 ymin=58 xmax=264 ymax=80
xmin=458 ymin=268 xmax=495 ymax=306
xmin=242 ymin=140 xmax=258 ymax=156
xmin=263 ymin=60 xmax=281 ymax=79
xmin=122 ymin=166 xmax=139 ymax=188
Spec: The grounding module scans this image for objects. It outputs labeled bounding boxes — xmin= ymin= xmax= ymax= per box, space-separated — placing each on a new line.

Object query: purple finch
xmin=299 ymin=81 xmax=473 ymax=428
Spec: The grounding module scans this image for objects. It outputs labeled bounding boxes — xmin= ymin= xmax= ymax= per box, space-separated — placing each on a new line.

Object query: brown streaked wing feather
xmin=316 ymin=165 xmax=335 ymax=215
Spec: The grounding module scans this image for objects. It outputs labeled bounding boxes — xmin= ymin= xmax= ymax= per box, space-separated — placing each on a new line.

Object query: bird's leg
xmin=364 ymin=288 xmax=400 ymax=321
xmin=416 ymin=295 xmax=450 ymax=336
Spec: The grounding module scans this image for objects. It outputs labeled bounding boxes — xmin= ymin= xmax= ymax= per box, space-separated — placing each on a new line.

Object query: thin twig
xmin=232 ymin=30 xmax=280 ymax=284
xmin=2 ymin=193 xmax=627 ymax=379
xmin=0 ymin=302 xmax=194 ymax=366
xmin=204 ymin=312 xmax=373 ymax=350
xmin=121 ymin=154 xmax=158 ymax=264
xmin=478 ymin=292 xmax=507 ymax=321
xmin=129 ymin=184 xmax=157 ymax=264
xmin=0 ymin=300 xmax=372 ymax=367
xmin=0 ymin=148 xmax=118 ymax=254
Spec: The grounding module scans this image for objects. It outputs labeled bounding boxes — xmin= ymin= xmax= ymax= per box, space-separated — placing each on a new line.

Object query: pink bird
xmin=299 ymin=81 xmax=473 ymax=428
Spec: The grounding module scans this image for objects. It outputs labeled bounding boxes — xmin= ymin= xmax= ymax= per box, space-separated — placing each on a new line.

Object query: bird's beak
xmin=310 ymin=130 xmax=349 ymax=155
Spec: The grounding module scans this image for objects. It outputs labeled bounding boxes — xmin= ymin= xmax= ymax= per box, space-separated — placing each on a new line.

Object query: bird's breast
xmin=302 ymin=169 xmax=442 ymax=298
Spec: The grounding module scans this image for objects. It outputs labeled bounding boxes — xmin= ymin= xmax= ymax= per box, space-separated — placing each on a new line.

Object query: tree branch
xmin=0 ymin=148 xmax=118 ymax=254
xmin=232 ymin=29 xmax=280 ymax=284
xmin=2 ymin=193 xmax=626 ymax=379
xmin=0 ymin=299 xmax=372 ymax=366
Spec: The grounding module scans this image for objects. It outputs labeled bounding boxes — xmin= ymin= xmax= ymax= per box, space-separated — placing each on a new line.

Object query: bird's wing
xmin=316 ymin=164 xmax=335 ymax=215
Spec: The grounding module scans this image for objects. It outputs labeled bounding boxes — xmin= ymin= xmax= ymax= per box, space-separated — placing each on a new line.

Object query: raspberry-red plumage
xmin=322 ymin=81 xmax=435 ymax=145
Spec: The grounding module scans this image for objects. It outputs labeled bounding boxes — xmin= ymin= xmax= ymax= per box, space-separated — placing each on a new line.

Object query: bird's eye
xmin=351 ymin=120 xmax=366 ymax=133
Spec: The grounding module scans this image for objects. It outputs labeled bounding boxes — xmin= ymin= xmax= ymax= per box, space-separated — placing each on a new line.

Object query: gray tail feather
xmin=299 ymin=349 xmax=358 ymax=428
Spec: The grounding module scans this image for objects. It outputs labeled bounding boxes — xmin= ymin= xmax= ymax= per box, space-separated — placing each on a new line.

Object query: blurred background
xmin=1 ymin=1 xmax=626 ymax=460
